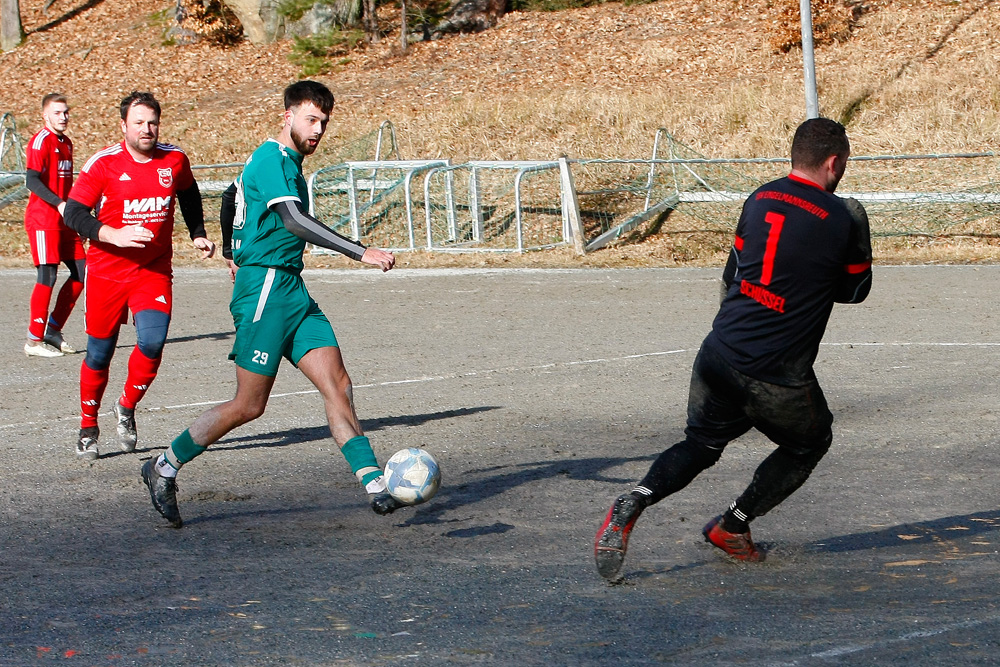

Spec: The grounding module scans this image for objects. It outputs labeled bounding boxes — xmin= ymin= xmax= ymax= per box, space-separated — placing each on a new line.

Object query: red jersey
xmin=69 ymin=141 xmax=194 ymax=279
xmin=24 ymin=128 xmax=73 ymax=231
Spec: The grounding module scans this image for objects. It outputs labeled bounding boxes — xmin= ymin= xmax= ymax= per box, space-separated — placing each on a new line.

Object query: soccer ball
xmin=384 ymin=448 xmax=441 ymax=505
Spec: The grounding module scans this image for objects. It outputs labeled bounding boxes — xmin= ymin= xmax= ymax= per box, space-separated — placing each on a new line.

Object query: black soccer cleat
xmin=369 ymin=492 xmax=405 ymax=516
xmin=595 ymin=493 xmax=645 ymax=582
xmin=141 ymin=459 xmax=183 ymax=528
xmin=113 ymin=400 xmax=138 ymax=452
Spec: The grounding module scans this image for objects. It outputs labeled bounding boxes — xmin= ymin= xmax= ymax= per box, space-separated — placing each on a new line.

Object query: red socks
xmin=120 ymin=347 xmax=162 ymax=409
xmin=79 ymin=360 xmax=110 ymax=429
xmin=49 ymin=279 xmax=83 ymax=332
xmin=27 ymin=283 xmax=53 ymax=340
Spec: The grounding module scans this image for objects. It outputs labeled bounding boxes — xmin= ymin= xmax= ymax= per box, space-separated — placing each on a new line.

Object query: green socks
xmin=341 ymin=435 xmax=382 ymax=487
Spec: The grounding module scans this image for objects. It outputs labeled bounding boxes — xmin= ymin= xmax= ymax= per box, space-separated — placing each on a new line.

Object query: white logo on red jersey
xmin=119 ymin=173 xmax=131 ymax=181
xmin=157 ymin=168 xmax=173 ymax=188
xmin=155 ymin=295 xmax=167 ymax=304
xmin=123 ymin=196 xmax=172 ymax=215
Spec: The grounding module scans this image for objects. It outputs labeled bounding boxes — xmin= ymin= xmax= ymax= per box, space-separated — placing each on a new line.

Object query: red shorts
xmin=28 ymin=227 xmax=86 ymax=266
xmin=85 ymin=270 xmax=173 ymax=339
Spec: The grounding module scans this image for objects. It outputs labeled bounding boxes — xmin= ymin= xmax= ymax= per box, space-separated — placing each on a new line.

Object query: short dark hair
xmin=41 ymin=93 xmax=67 ymax=110
xmin=790 ymin=118 xmax=849 ymax=170
xmin=120 ymin=91 xmax=161 ymax=121
xmin=284 ymin=80 xmax=335 ymax=115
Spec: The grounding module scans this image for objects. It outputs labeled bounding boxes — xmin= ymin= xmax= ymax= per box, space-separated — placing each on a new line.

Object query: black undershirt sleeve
xmin=219 ymin=181 xmax=237 ymax=260
xmin=721 ymin=245 xmax=739 ymax=289
xmin=834 ymin=197 xmax=873 ymax=304
xmin=63 ymin=198 xmax=103 ymax=241
xmin=719 ymin=247 xmax=739 ymax=305
xmin=25 ymin=169 xmax=63 ymax=207
xmin=271 ymin=199 xmax=367 ymax=261
xmin=177 ymin=181 xmax=207 ymax=240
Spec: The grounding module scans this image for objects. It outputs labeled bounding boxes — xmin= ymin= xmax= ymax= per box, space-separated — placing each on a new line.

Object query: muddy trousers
xmin=636 ymin=341 xmax=833 ymax=522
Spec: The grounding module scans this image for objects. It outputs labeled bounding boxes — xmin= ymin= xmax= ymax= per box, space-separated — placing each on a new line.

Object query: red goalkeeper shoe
xmin=702 ymin=515 xmax=765 ymax=562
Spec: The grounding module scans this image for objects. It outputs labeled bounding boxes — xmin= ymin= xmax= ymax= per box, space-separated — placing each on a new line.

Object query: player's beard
xmin=290 ymin=126 xmax=321 ymax=156
xmin=127 ymin=134 xmax=157 ymax=156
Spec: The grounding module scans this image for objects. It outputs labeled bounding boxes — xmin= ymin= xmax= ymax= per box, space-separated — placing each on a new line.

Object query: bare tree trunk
xmin=1 ymin=0 xmax=25 ymax=52
xmin=399 ymin=0 xmax=407 ymax=53
xmin=328 ymin=0 xmax=361 ymax=26
xmin=363 ymin=0 xmax=379 ymax=43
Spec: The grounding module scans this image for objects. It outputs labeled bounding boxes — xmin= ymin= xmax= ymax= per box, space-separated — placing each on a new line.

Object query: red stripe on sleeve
xmin=733 ymin=235 xmax=744 ymax=251
xmin=844 ymin=261 xmax=872 ymax=274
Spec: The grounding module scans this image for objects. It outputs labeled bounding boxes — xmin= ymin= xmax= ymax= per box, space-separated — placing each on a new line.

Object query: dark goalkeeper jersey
xmin=708 ymin=173 xmax=872 ymax=386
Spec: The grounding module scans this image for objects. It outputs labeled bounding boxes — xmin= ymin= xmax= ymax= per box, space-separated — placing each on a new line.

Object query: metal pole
xmin=800 ymin=0 xmax=819 ymax=118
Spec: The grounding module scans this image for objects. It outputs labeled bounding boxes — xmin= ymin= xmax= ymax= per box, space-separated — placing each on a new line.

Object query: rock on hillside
xmin=0 ymin=0 xmax=997 ymax=164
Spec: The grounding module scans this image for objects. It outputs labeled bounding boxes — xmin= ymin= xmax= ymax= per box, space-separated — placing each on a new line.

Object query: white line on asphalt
xmin=2 ymin=342 xmax=997 ymax=432
xmin=805 ymin=615 xmax=1000 ymax=660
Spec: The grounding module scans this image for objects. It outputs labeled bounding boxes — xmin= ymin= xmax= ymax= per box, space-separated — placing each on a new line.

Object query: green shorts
xmin=229 ymin=265 xmax=338 ymax=376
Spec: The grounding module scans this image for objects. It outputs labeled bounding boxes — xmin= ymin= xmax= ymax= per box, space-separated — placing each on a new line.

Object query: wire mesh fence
xmin=0 ymin=113 xmax=27 ymax=209
xmin=573 ymin=131 xmax=1000 ymax=251
xmin=1 ymin=113 xmax=998 ymax=255
xmin=190 ymin=163 xmax=242 ymax=223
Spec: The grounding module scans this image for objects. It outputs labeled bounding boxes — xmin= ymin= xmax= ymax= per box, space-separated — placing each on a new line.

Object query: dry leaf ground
xmin=0 ymin=0 xmax=998 ymax=268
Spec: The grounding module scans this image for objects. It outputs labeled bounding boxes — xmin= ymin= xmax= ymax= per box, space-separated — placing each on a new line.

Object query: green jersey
xmin=232 ymin=139 xmax=309 ymax=273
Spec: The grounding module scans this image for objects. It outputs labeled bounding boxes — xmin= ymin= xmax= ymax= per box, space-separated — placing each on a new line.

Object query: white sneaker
xmin=112 ymin=400 xmax=138 ymax=452
xmin=43 ymin=329 xmax=76 ymax=354
xmin=76 ymin=426 xmax=99 ymax=460
xmin=24 ymin=340 xmax=63 ymax=358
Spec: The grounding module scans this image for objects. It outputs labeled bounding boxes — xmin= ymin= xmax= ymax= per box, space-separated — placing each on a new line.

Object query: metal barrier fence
xmin=308 ymin=159 xmax=449 ymax=251
xmin=307 ymin=129 xmax=1000 ymax=255
xmin=1 ymin=113 xmax=997 ymax=254
xmin=421 ymin=160 xmax=571 ymax=253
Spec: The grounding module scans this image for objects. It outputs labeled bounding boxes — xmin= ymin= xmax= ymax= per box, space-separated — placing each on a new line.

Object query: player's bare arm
xmin=361 ymin=247 xmax=395 ymax=272
xmin=193 ymin=236 xmax=216 ymax=259
xmin=63 ymin=198 xmax=153 ymax=248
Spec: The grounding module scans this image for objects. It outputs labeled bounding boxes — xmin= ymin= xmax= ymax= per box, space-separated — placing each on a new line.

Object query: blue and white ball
xmin=384 ymin=448 xmax=441 ymax=505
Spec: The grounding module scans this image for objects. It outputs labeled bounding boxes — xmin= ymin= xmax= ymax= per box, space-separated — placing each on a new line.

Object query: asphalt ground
xmin=1 ymin=264 xmax=999 ymax=666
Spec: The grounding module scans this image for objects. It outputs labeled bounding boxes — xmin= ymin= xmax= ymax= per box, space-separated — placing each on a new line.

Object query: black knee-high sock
xmin=633 ymin=439 xmax=724 ymax=506
xmin=724 ymin=444 xmax=830 ymax=531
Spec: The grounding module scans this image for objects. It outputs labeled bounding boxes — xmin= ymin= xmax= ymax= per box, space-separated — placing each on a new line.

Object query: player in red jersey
xmin=64 ymin=91 xmax=216 ymax=460
xmin=23 ymin=93 xmax=85 ymax=358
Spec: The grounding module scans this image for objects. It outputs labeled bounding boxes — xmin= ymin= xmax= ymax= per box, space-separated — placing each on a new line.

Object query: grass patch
xmin=289 ymin=28 xmax=365 ymax=76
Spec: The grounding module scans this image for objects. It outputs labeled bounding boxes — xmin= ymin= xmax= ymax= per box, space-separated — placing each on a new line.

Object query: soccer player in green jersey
xmin=141 ymin=80 xmax=401 ymax=528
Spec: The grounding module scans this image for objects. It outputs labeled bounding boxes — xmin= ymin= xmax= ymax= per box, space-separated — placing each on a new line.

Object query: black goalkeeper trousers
xmin=637 ymin=339 xmax=833 ymax=519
